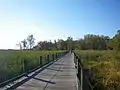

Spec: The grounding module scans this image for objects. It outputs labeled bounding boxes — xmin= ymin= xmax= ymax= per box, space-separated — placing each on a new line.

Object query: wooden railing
xmin=73 ymin=51 xmax=93 ymax=90
xmin=0 ymin=51 xmax=69 ymax=88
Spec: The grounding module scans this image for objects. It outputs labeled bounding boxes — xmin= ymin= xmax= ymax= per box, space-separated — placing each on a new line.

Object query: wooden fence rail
xmin=0 ymin=51 xmax=68 ymax=88
xmin=73 ymin=51 xmax=93 ymax=90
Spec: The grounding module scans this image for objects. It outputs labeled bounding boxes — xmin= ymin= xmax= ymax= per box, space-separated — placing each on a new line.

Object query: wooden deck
xmin=16 ymin=53 xmax=78 ymax=90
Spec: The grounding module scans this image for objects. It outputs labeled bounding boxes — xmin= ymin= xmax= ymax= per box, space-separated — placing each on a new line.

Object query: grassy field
xmin=0 ymin=50 xmax=63 ymax=83
xmin=75 ymin=50 xmax=120 ymax=90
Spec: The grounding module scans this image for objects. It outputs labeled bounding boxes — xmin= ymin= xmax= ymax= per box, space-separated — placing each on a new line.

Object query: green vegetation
xmin=32 ymin=30 xmax=120 ymax=52
xmin=75 ymin=50 xmax=120 ymax=90
xmin=0 ymin=50 xmax=63 ymax=83
xmin=1 ymin=29 xmax=120 ymax=89
xmin=15 ymin=30 xmax=120 ymax=51
xmin=34 ymin=35 xmax=109 ymax=50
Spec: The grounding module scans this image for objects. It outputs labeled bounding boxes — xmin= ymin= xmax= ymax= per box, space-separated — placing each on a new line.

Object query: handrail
xmin=73 ymin=51 xmax=93 ymax=90
xmin=0 ymin=51 xmax=69 ymax=88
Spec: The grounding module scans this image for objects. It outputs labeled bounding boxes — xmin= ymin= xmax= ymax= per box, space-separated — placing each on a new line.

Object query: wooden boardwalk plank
xmin=16 ymin=53 xmax=78 ymax=90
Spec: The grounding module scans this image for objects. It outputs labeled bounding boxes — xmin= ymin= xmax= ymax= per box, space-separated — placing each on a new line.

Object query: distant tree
xmin=33 ymin=34 xmax=110 ymax=50
xmin=57 ymin=39 xmax=67 ymax=50
xmin=57 ymin=39 xmax=63 ymax=50
xmin=66 ymin=37 xmax=73 ymax=50
xmin=21 ymin=39 xmax=27 ymax=50
xmin=54 ymin=40 xmax=58 ymax=49
xmin=107 ymin=39 xmax=115 ymax=50
xmin=83 ymin=34 xmax=109 ymax=50
xmin=117 ymin=30 xmax=120 ymax=35
xmin=108 ymin=30 xmax=120 ymax=50
xmin=27 ymin=35 xmax=35 ymax=50
xmin=73 ymin=40 xmax=81 ymax=50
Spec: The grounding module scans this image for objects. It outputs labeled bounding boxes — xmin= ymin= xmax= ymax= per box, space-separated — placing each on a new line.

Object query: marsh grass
xmin=75 ymin=50 xmax=120 ymax=90
xmin=0 ymin=50 xmax=62 ymax=83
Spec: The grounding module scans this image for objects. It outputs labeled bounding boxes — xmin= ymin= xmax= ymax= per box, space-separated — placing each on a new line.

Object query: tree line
xmin=18 ymin=30 xmax=120 ymax=51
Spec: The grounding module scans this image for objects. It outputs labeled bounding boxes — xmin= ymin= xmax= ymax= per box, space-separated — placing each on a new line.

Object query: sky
xmin=0 ymin=0 xmax=120 ymax=49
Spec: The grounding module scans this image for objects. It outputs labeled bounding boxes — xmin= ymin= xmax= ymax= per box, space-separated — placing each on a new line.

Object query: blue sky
xmin=0 ymin=0 xmax=120 ymax=49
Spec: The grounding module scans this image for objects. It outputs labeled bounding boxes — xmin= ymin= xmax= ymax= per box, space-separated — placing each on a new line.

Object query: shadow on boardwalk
xmin=15 ymin=53 xmax=78 ymax=90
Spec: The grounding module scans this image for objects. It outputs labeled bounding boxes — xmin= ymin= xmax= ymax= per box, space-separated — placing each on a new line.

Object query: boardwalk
xmin=16 ymin=53 xmax=78 ymax=90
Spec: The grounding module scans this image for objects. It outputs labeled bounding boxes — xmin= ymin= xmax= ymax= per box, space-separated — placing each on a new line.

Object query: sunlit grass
xmin=75 ymin=50 xmax=120 ymax=90
xmin=0 ymin=50 xmax=62 ymax=83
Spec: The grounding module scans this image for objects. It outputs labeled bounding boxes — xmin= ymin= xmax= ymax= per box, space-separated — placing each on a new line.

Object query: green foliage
xmin=27 ymin=34 xmax=35 ymax=49
xmin=22 ymin=30 xmax=120 ymax=51
xmin=75 ymin=50 xmax=120 ymax=90
xmin=21 ymin=39 xmax=27 ymax=49
xmin=35 ymin=37 xmax=73 ymax=50
xmin=0 ymin=50 xmax=62 ymax=83
xmin=34 ymin=35 xmax=110 ymax=50
xmin=108 ymin=30 xmax=120 ymax=51
xmin=83 ymin=34 xmax=109 ymax=50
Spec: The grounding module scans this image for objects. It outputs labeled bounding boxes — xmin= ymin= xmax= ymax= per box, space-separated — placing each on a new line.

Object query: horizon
xmin=0 ymin=0 xmax=120 ymax=49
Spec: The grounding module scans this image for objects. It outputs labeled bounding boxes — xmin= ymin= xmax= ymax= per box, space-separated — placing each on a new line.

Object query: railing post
xmin=59 ymin=52 xmax=60 ymax=57
xmin=44 ymin=56 xmax=46 ymax=64
xmin=52 ymin=54 xmax=55 ymax=61
xmin=23 ymin=59 xmax=28 ymax=72
xmin=58 ymin=53 xmax=59 ymax=58
xmin=22 ymin=60 xmax=25 ymax=73
xmin=81 ymin=67 xmax=83 ymax=90
xmin=47 ymin=55 xmax=49 ymax=63
xmin=56 ymin=53 xmax=57 ymax=59
xmin=78 ymin=58 xmax=83 ymax=90
xmin=39 ymin=56 xmax=42 ymax=67
xmin=74 ymin=52 xmax=93 ymax=90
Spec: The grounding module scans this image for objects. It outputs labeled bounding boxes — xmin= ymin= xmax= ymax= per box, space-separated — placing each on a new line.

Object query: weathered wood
xmin=74 ymin=52 xmax=93 ymax=90
xmin=47 ymin=55 xmax=49 ymax=63
xmin=39 ymin=56 xmax=42 ymax=67
xmin=15 ymin=53 xmax=78 ymax=90
xmin=52 ymin=54 xmax=55 ymax=61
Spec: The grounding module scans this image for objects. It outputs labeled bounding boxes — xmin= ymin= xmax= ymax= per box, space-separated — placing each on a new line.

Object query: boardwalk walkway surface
xmin=16 ymin=53 xmax=78 ymax=90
